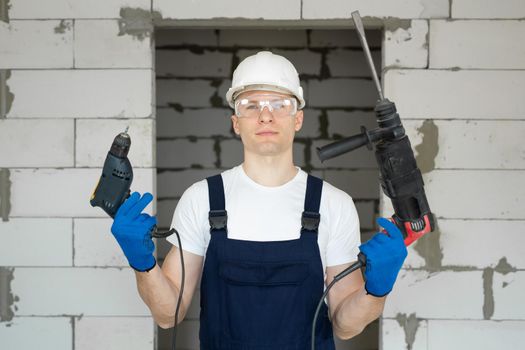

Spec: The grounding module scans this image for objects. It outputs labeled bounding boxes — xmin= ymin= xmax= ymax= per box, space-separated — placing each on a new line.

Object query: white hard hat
xmin=226 ymin=51 xmax=305 ymax=109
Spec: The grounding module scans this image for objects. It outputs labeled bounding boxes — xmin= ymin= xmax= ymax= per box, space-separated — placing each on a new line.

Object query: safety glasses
xmin=234 ymin=96 xmax=298 ymax=118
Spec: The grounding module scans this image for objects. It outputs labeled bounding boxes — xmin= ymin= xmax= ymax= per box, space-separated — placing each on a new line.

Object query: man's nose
xmin=258 ymin=105 xmax=274 ymax=123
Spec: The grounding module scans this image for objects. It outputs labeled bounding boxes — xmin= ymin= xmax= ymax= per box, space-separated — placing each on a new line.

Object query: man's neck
xmin=242 ymin=153 xmax=298 ymax=187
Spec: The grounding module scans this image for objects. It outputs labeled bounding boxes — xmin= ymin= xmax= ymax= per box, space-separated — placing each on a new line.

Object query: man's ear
xmin=294 ymin=110 xmax=304 ymax=132
xmin=231 ymin=115 xmax=240 ymax=135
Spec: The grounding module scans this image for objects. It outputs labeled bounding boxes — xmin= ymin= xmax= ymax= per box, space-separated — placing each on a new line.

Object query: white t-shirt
xmin=167 ymin=165 xmax=361 ymax=273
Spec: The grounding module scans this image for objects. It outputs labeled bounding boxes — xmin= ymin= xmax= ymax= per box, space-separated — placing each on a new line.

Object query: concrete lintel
xmin=153 ymin=18 xmax=385 ymax=29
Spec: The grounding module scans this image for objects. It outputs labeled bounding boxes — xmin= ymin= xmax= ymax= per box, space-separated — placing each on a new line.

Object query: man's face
xmin=231 ymin=90 xmax=304 ymax=157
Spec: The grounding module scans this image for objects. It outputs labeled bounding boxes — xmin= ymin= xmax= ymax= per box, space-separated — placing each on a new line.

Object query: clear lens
xmin=235 ymin=97 xmax=297 ymax=118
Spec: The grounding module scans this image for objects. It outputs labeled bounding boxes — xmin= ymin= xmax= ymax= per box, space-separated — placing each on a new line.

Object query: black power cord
xmin=151 ymin=228 xmax=185 ymax=350
xmin=311 ymin=256 xmax=364 ymax=350
xmin=170 ymin=229 xmax=185 ymax=350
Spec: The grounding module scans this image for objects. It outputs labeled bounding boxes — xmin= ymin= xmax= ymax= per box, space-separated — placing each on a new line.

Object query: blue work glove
xmin=111 ymin=192 xmax=157 ymax=272
xmin=358 ymin=217 xmax=408 ymax=297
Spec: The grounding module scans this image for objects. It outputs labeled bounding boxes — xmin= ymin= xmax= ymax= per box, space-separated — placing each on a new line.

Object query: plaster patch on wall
xmin=415 ymin=120 xmax=438 ymax=174
xmin=0 ymin=0 xmax=9 ymax=23
xmin=0 ymin=70 xmax=14 ymax=118
xmin=118 ymin=7 xmax=162 ymax=41
xmin=481 ymin=257 xmax=516 ymax=315
xmin=413 ymin=221 xmax=443 ymax=271
xmin=482 ymin=267 xmax=494 ymax=319
xmin=0 ymin=267 xmax=17 ymax=322
xmin=54 ymin=19 xmax=72 ymax=34
xmin=0 ymin=169 xmax=11 ymax=221
xmin=494 ymin=257 xmax=517 ymax=275
xmin=213 ymin=137 xmax=221 ymax=168
xmin=395 ymin=313 xmax=420 ymax=350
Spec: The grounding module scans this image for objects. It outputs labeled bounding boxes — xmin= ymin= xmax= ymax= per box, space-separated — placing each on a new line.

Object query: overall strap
xmin=301 ymin=174 xmax=323 ymax=233
xmin=206 ymin=174 xmax=228 ymax=233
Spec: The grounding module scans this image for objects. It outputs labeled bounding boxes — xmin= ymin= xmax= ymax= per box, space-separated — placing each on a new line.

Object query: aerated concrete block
xmin=153 ymin=0 xmax=301 ymax=20
xmin=452 ymin=0 xmax=525 ymax=19
xmin=384 ymin=70 xmax=525 ymax=119
xmin=381 ymin=318 xmax=428 ymax=350
xmin=11 ymin=267 xmax=150 ymax=316
xmin=493 ymin=271 xmax=525 ymax=320
xmin=7 ymin=69 xmax=152 ymax=118
xmin=326 ymin=48 xmax=382 ymax=77
xmin=380 ymin=170 xmax=525 ymax=220
xmin=75 ymin=317 xmax=154 ymax=350
xmin=427 ymin=320 xmax=525 ymax=349
xmin=403 ymin=119 xmax=525 ymax=170
xmin=302 ymin=0 xmax=448 ymax=19
xmin=0 ymin=119 xmax=74 ymax=167
xmin=8 ymin=0 xmax=150 ymax=19
xmin=157 ymin=169 xmax=220 ymax=198
xmin=384 ymin=20 xmax=428 ymax=69
xmin=430 ymin=20 xmax=525 ymax=69
xmin=156 ymin=50 xmax=232 ymax=77
xmin=308 ymin=79 xmax=377 ymax=108
xmin=404 ymin=219 xmax=525 ymax=270
xmin=75 ymin=20 xmax=153 ymax=68
xmin=156 ymin=108 xmax=232 ymax=138
xmin=383 ymin=270 xmax=484 ymax=319
xmin=156 ymin=79 xmax=217 ymax=108
xmin=157 ymin=139 xmax=217 ymax=168
xmin=0 ymin=218 xmax=72 ymax=266
xmin=0 ymin=317 xmax=71 ymax=350
xmin=0 ymin=20 xmax=73 ymax=68
xmin=219 ymin=29 xmax=307 ymax=48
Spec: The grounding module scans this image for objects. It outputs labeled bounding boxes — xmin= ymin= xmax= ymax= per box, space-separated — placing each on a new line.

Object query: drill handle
xmin=316 ymin=127 xmax=372 ymax=162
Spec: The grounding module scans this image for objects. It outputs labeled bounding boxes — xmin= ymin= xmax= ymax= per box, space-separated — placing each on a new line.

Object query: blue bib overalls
xmin=199 ymin=174 xmax=336 ymax=350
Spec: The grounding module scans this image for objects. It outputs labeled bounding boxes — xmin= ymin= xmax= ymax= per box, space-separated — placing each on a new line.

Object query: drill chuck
xmin=110 ymin=132 xmax=131 ymax=158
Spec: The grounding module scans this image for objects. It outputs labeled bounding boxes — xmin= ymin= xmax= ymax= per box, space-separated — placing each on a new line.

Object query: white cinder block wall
xmin=0 ymin=1 xmax=156 ymax=350
xmin=1 ymin=1 xmax=524 ymax=350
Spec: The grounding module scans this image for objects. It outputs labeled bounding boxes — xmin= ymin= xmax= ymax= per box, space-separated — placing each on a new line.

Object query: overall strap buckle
xmin=206 ymin=174 xmax=228 ymax=233
xmin=301 ymin=175 xmax=323 ymax=233
xmin=301 ymin=211 xmax=321 ymax=232
xmin=209 ymin=210 xmax=228 ymax=231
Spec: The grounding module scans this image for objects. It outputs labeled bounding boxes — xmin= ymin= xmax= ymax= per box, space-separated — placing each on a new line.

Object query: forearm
xmin=135 ymin=264 xmax=185 ymax=328
xmin=332 ymin=287 xmax=386 ymax=340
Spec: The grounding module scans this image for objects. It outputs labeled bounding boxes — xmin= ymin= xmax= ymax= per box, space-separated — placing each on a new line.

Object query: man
xmin=111 ymin=51 xmax=407 ymax=349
